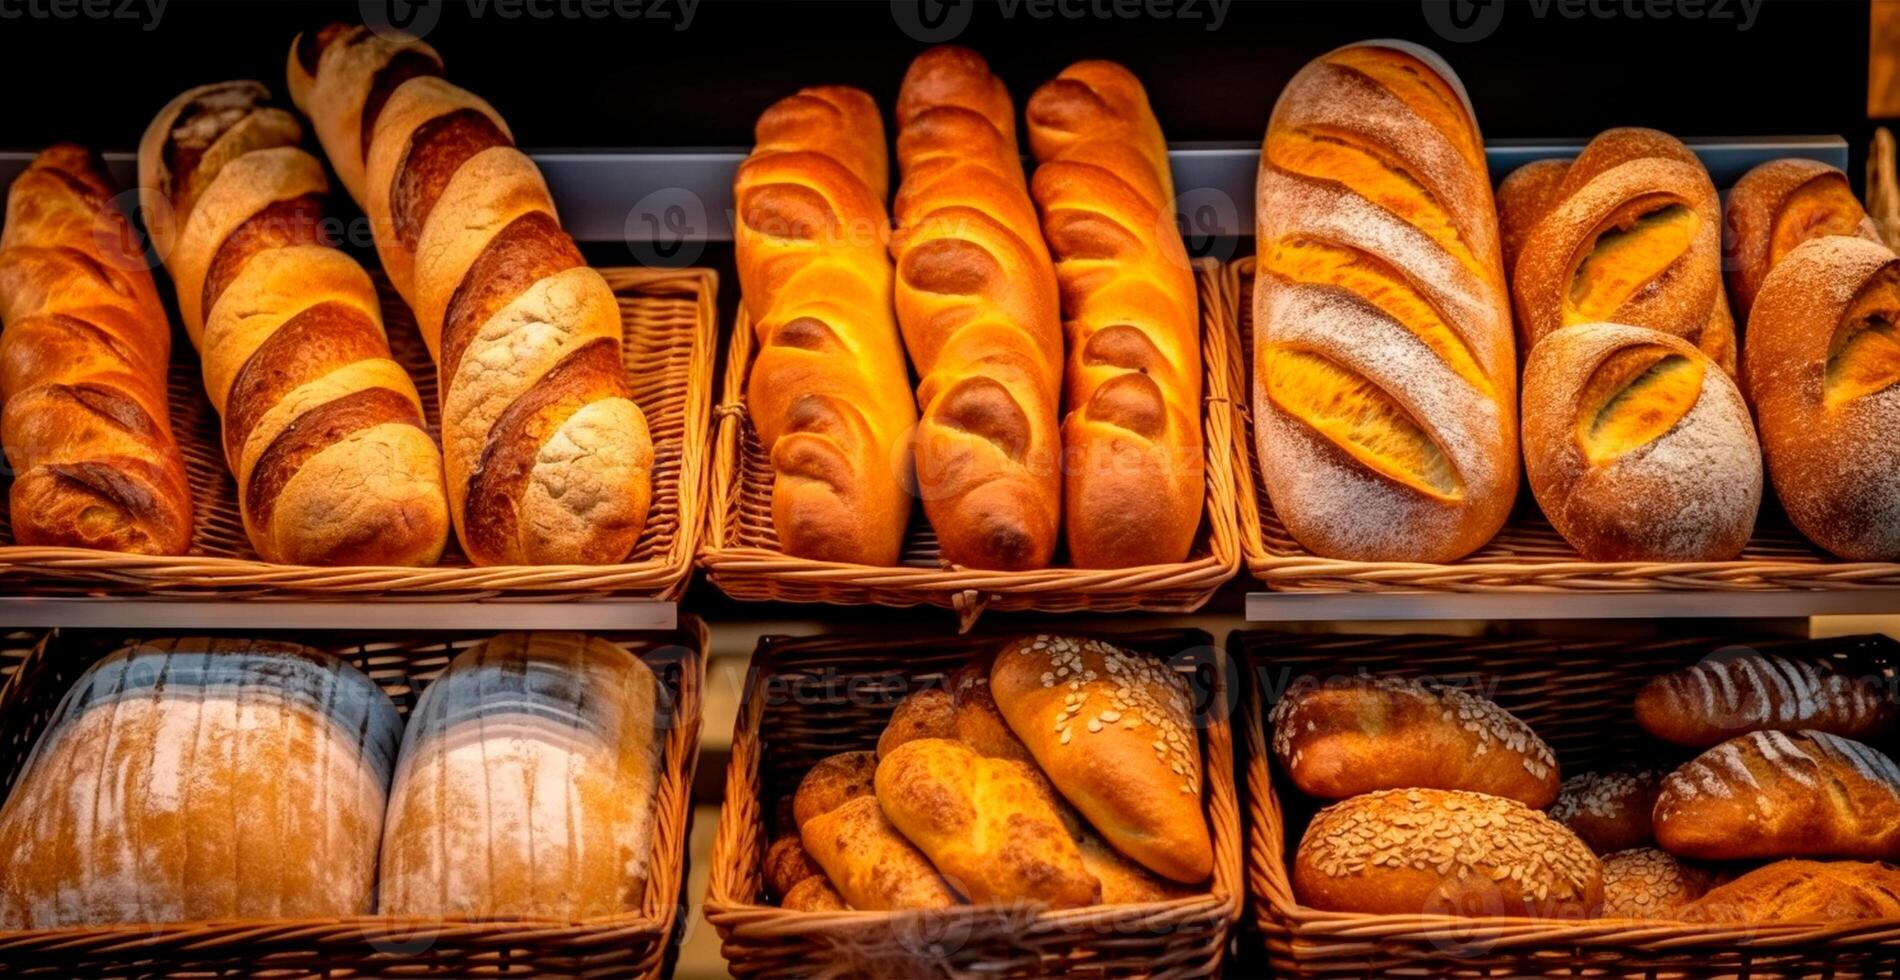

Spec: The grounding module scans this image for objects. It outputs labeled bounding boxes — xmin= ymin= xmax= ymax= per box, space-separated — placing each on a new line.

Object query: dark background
xmin=0 ymin=0 xmax=1879 ymax=179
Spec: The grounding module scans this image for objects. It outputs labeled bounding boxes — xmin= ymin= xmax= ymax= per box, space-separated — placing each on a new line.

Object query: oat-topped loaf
xmin=1549 ymin=769 xmax=1663 ymax=853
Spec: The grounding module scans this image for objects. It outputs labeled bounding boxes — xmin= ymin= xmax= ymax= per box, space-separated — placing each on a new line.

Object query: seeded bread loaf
xmin=1654 ymin=730 xmax=1900 ymax=860
xmin=1549 ymin=770 xmax=1662 ymax=854
xmin=1293 ymin=788 xmax=1602 ymax=917
xmin=1599 ymin=847 xmax=1718 ymax=918
xmin=1269 ymin=675 xmax=1559 ymax=808
xmin=1682 ymin=860 xmax=1900 ymax=923
xmin=792 ymin=751 xmax=956 ymax=911
xmin=1634 ymin=651 xmax=1897 ymax=747
xmin=1723 ymin=158 xmax=1882 ymax=321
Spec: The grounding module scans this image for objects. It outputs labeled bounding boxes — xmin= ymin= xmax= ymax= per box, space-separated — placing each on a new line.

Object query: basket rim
xmin=0 ymin=266 xmax=718 ymax=600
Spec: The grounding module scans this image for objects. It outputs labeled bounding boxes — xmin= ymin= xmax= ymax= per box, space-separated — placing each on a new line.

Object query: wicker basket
xmin=1236 ymin=627 xmax=1900 ymax=977
xmin=0 ymin=267 xmax=717 ymax=601
xmin=1216 ymin=256 xmax=1900 ymax=594
xmin=704 ymin=628 xmax=1244 ymax=978
xmin=700 ymin=260 xmax=1241 ymax=630
xmin=0 ymin=621 xmax=705 ymax=977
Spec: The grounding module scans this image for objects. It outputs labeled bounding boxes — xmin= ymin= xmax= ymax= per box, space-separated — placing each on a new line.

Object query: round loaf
xmin=1549 ymin=769 xmax=1662 ymax=854
xmin=1723 ymin=158 xmax=1881 ymax=322
xmin=1293 ymin=788 xmax=1602 ymax=917
xmin=1743 ymin=235 xmax=1900 ymax=560
xmin=1633 ymin=650 xmax=1897 ymax=747
xmin=1682 ymin=859 xmax=1900 ymax=923
xmin=1521 ymin=323 xmax=1760 ymax=561
xmin=1599 ymin=847 xmax=1717 ymax=918
xmin=1654 ymin=729 xmax=1900 ymax=861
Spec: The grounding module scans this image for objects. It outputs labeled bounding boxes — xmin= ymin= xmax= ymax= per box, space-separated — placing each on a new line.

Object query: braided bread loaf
xmin=734 ymin=86 xmax=918 ymax=566
xmin=138 ymin=81 xmax=448 ymax=566
xmin=892 ymin=46 xmax=1063 ymax=571
xmin=1026 ymin=61 xmax=1202 ymax=569
xmin=286 ymin=24 xmax=651 ymax=566
xmin=1254 ymin=40 xmax=1517 ymax=562
xmin=0 ymin=146 xmax=193 ymax=554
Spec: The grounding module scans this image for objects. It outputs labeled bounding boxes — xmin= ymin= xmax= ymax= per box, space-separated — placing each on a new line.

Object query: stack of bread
xmin=1274 ymin=645 xmax=1900 ymax=923
xmin=0 ymin=632 xmax=666 ymax=927
xmin=766 ymin=635 xmax=1212 ymax=911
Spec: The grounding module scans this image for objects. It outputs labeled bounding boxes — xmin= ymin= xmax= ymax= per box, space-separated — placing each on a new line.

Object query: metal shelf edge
xmin=0 ymin=597 xmax=678 ymax=631
xmin=1245 ymin=590 xmax=1900 ymax=622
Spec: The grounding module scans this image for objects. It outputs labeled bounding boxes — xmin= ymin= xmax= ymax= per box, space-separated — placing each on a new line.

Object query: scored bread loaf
xmin=1724 ymin=158 xmax=1882 ymax=321
xmin=1511 ymin=128 xmax=1736 ymax=373
xmin=0 ymin=639 xmax=402 ymax=927
xmin=990 ymin=634 xmax=1212 ymax=883
xmin=1599 ymin=847 xmax=1718 ymax=918
xmin=1496 ymin=158 xmax=1570 ymax=281
xmin=378 ymin=633 xmax=663 ymax=919
xmin=1682 ymin=860 xmax=1900 ymax=923
xmin=286 ymin=24 xmax=652 ymax=566
xmin=1653 ymin=730 xmax=1900 ymax=860
xmin=1253 ymin=40 xmax=1517 ymax=562
xmin=138 ymin=81 xmax=449 ymax=566
xmin=1269 ymin=674 xmax=1559 ymax=808
xmin=1549 ymin=770 xmax=1663 ymax=854
xmin=1520 ymin=322 xmax=1760 ymax=561
xmin=733 ymin=87 xmax=918 ymax=566
xmin=890 ymin=45 xmax=1063 ymax=571
xmin=1744 ymin=235 xmax=1900 ymax=560
xmin=1293 ymin=788 xmax=1602 ymax=918
xmin=875 ymin=737 xmax=1100 ymax=907
xmin=792 ymin=751 xmax=957 ymax=911
xmin=1634 ymin=649 xmax=1897 ymax=747
xmin=0 ymin=146 xmax=192 ymax=554
xmin=1024 ymin=60 xmax=1202 ymax=569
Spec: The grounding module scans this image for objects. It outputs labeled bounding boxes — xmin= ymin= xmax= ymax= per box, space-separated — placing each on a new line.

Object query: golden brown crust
xmin=1549 ymin=770 xmax=1662 ymax=854
xmin=1634 ymin=651 xmax=1898 ymax=747
xmin=1654 ymin=730 xmax=1900 ymax=861
xmin=793 ymin=754 xmax=957 ymax=911
xmin=0 ymin=146 xmax=193 ymax=554
xmin=1599 ymin=847 xmax=1716 ymax=918
xmin=780 ymin=874 xmax=848 ymax=911
xmin=1497 ymin=158 xmax=1569 ymax=281
xmin=1682 ymin=860 xmax=1900 ymax=923
xmin=763 ymin=833 xmax=825 ymax=900
xmin=1723 ymin=158 xmax=1880 ymax=322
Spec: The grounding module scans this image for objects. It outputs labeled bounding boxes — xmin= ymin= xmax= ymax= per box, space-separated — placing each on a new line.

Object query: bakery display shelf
xmin=0 ymin=621 xmax=705 ymax=978
xmin=1246 ymin=589 xmax=1900 ymax=622
xmin=0 ymin=137 xmax=1846 ymax=245
xmin=705 ymin=627 xmax=1242 ymax=979
xmin=0 ymin=595 xmax=677 ymax=630
xmin=0 ymin=266 xmax=716 ymax=605
xmin=1234 ymin=628 xmax=1900 ymax=978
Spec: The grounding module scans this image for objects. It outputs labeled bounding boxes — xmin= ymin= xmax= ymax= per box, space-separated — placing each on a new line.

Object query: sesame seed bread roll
xmin=1654 ymin=730 xmax=1900 ymax=861
xmin=1599 ymin=847 xmax=1718 ymax=918
xmin=1634 ymin=651 xmax=1897 ymax=748
xmin=1743 ymin=235 xmax=1900 ymax=560
xmin=791 ymin=751 xmax=957 ymax=911
xmin=1520 ymin=322 xmax=1761 ymax=561
xmin=990 ymin=635 xmax=1212 ymax=884
xmin=1268 ymin=675 xmax=1559 ymax=808
xmin=1293 ymin=788 xmax=1602 ymax=918
xmin=1682 ymin=860 xmax=1900 ymax=923
xmin=1253 ymin=40 xmax=1518 ymax=563
xmin=1723 ymin=158 xmax=1881 ymax=322
xmin=1549 ymin=770 xmax=1663 ymax=854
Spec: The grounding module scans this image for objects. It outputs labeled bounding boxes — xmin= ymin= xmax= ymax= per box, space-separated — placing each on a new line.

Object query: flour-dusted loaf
xmin=1682 ymin=860 xmax=1900 ymax=923
xmin=1549 ymin=770 xmax=1663 ymax=854
xmin=1293 ymin=788 xmax=1602 ymax=917
xmin=0 ymin=639 xmax=401 ymax=927
xmin=1634 ymin=650 xmax=1897 ymax=747
xmin=378 ymin=633 xmax=664 ymax=919
xmin=1599 ymin=847 xmax=1718 ymax=918
xmin=792 ymin=751 xmax=956 ymax=911
xmin=1654 ymin=730 xmax=1900 ymax=861
xmin=1269 ymin=675 xmax=1558 ymax=807
xmin=1724 ymin=158 xmax=1882 ymax=321
xmin=1520 ymin=323 xmax=1760 ymax=561
xmin=1253 ymin=40 xmax=1518 ymax=562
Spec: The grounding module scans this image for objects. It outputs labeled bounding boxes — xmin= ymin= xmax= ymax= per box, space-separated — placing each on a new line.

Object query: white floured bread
xmin=1654 ymin=729 xmax=1900 ymax=861
xmin=379 ymin=633 xmax=664 ymax=919
xmin=0 ymin=639 xmax=401 ymax=928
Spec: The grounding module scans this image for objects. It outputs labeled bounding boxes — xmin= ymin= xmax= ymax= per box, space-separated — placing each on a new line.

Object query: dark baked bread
xmin=1635 ymin=651 xmax=1897 ymax=747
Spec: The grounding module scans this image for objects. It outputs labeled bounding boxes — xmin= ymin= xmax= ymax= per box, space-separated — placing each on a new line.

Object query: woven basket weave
xmin=0 ymin=622 xmax=705 ymax=977
xmin=704 ymin=628 xmax=1244 ymax=978
xmin=700 ymin=259 xmax=1241 ymax=630
xmin=1236 ymin=627 xmax=1900 ymax=977
xmin=0 ymin=267 xmax=716 ymax=601
xmin=1215 ymin=256 xmax=1900 ymax=594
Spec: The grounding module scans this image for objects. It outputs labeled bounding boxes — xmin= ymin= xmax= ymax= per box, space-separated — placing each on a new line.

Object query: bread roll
xmin=0 ymin=146 xmax=193 ymax=554
xmin=1269 ymin=674 xmax=1558 ymax=808
xmin=990 ymin=634 xmax=1212 ymax=883
xmin=1293 ymin=788 xmax=1601 ymax=917
xmin=793 ymin=752 xmax=956 ymax=911
xmin=1634 ymin=650 xmax=1897 ymax=747
xmin=890 ymin=45 xmax=1063 ymax=571
xmin=734 ymin=86 xmax=918 ymax=565
xmin=1497 ymin=158 xmax=1570 ymax=281
xmin=1599 ymin=847 xmax=1716 ymax=918
xmin=1253 ymin=41 xmax=1517 ymax=562
xmin=1682 ymin=860 xmax=1900 ymax=923
xmin=1025 ymin=60 xmax=1202 ymax=569
xmin=1724 ymin=158 xmax=1882 ymax=321
xmin=876 ymin=737 xmax=1099 ymax=907
xmin=1654 ymin=730 xmax=1900 ymax=860
xmin=1743 ymin=235 xmax=1900 ymax=560
xmin=379 ymin=633 xmax=663 ymax=919
xmin=879 ymin=663 xmax=1033 ymax=765
xmin=1549 ymin=770 xmax=1662 ymax=854
xmin=1513 ymin=128 xmax=1736 ymax=373
xmin=1520 ymin=323 xmax=1760 ymax=560
xmin=764 ymin=833 xmax=825 ymax=901
xmin=1078 ymin=829 xmax=1193 ymax=905
xmin=781 ymin=875 xmax=847 ymax=912
xmin=0 ymin=639 xmax=401 ymax=927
